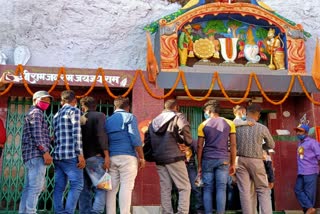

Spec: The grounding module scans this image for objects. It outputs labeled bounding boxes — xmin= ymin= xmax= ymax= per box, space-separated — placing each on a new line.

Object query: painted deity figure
xmin=266 ymin=28 xmax=285 ymax=70
xmin=178 ymin=24 xmax=194 ymax=66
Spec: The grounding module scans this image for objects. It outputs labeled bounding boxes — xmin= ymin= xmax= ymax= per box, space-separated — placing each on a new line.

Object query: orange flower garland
xmin=253 ymin=73 xmax=295 ymax=105
xmin=297 ymin=75 xmax=320 ymax=105
xmin=180 ymin=71 xmax=216 ymax=101
xmin=217 ymin=72 xmax=253 ymax=104
xmin=1 ymin=65 xmax=320 ymax=106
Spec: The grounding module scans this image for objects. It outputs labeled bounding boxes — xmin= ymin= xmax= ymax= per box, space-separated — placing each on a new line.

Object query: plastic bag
xmin=195 ymin=174 xmax=204 ymax=188
xmin=96 ymin=171 xmax=112 ymax=191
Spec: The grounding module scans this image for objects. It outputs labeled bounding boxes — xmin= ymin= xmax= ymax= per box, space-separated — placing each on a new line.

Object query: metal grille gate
xmin=0 ymin=97 xmax=113 ymax=213
xmin=180 ymin=106 xmax=203 ymax=138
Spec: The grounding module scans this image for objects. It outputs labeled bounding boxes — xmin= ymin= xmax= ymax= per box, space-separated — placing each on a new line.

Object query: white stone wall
xmin=264 ymin=0 xmax=320 ymax=72
xmin=0 ymin=0 xmax=319 ymax=72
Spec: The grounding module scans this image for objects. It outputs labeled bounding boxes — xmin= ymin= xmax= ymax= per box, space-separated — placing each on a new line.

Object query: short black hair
xmin=203 ymin=100 xmax=220 ymax=114
xmin=164 ymin=99 xmax=178 ymax=110
xmin=247 ymin=103 xmax=262 ymax=114
xmin=114 ymin=96 xmax=130 ymax=109
xmin=80 ymin=96 xmax=96 ymax=110
xmin=61 ymin=90 xmax=76 ymax=103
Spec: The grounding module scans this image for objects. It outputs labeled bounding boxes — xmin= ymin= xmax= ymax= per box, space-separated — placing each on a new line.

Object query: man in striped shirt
xmin=53 ymin=90 xmax=85 ymax=214
xmin=235 ymin=104 xmax=275 ymax=214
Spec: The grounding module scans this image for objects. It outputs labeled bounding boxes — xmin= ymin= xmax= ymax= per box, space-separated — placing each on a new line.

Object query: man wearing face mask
xmin=197 ymin=100 xmax=236 ymax=214
xmin=233 ymin=105 xmax=254 ymax=127
xmin=53 ymin=90 xmax=85 ymax=214
xmin=19 ymin=91 xmax=53 ymax=214
xmin=294 ymin=124 xmax=320 ymax=214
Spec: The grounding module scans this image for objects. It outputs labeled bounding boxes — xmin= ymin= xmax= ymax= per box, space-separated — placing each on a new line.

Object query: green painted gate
xmin=180 ymin=106 xmax=203 ymax=139
xmin=0 ymin=97 xmax=113 ymax=213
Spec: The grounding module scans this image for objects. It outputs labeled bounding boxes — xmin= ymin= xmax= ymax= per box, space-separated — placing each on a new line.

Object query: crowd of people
xmin=3 ymin=87 xmax=319 ymax=214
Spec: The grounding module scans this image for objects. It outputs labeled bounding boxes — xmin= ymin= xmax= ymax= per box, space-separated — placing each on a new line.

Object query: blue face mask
xmin=297 ymin=134 xmax=306 ymax=141
xmin=204 ymin=112 xmax=210 ymax=120
xmin=241 ymin=115 xmax=246 ymax=121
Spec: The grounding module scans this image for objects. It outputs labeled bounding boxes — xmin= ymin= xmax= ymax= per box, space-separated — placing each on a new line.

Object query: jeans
xmin=79 ymin=156 xmax=106 ymax=214
xmin=53 ymin=157 xmax=84 ymax=214
xmin=19 ymin=157 xmax=46 ymax=214
xmin=106 ymin=155 xmax=138 ymax=214
xmin=202 ymin=159 xmax=229 ymax=214
xmin=187 ymin=162 xmax=203 ymax=212
xmin=294 ymin=174 xmax=318 ymax=210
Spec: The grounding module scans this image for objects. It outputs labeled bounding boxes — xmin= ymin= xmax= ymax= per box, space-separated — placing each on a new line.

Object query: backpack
xmin=0 ymin=118 xmax=6 ymax=145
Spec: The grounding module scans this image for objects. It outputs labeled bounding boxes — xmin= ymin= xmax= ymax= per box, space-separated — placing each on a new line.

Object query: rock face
xmin=0 ymin=0 xmax=319 ymax=71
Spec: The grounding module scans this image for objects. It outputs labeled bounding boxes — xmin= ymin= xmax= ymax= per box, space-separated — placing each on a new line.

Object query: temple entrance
xmin=0 ymin=96 xmax=114 ymax=213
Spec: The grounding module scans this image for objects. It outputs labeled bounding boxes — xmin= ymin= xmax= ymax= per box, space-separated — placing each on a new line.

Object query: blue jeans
xmin=187 ymin=162 xmax=203 ymax=211
xmin=79 ymin=156 xmax=106 ymax=214
xmin=295 ymin=174 xmax=318 ymax=210
xmin=202 ymin=159 xmax=229 ymax=214
xmin=53 ymin=157 xmax=84 ymax=214
xmin=19 ymin=157 xmax=46 ymax=214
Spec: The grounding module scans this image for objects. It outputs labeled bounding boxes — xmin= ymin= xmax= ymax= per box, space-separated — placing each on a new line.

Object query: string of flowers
xmin=75 ymin=68 xmax=100 ymax=99
xmin=139 ymin=70 xmax=181 ymax=99
xmin=2 ymin=65 xmax=320 ymax=106
xmin=180 ymin=71 xmax=217 ymax=101
xmin=217 ymin=72 xmax=253 ymax=104
xmin=297 ymin=75 xmax=320 ymax=105
xmin=48 ymin=68 xmax=65 ymax=94
xmin=253 ymin=73 xmax=295 ymax=105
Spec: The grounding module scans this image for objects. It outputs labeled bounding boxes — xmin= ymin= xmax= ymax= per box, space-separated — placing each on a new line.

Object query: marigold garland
xmin=297 ymin=75 xmax=320 ymax=105
xmin=216 ymin=72 xmax=253 ymax=104
xmin=139 ymin=70 xmax=181 ymax=99
xmin=1 ymin=65 xmax=320 ymax=106
xmin=180 ymin=71 xmax=216 ymax=101
xmin=253 ymin=74 xmax=295 ymax=105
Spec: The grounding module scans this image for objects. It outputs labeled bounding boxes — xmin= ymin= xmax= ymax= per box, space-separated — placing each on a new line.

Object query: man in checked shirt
xmin=19 ymin=91 xmax=53 ymax=214
xmin=52 ymin=90 xmax=86 ymax=214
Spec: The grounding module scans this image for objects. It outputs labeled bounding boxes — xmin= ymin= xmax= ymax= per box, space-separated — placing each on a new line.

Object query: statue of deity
xmin=266 ymin=28 xmax=285 ymax=70
xmin=178 ymin=24 xmax=194 ymax=66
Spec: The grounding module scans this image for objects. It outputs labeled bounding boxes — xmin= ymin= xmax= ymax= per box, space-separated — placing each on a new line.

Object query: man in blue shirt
xmin=53 ymin=90 xmax=85 ymax=214
xmin=105 ymin=97 xmax=145 ymax=214
xmin=294 ymin=124 xmax=320 ymax=214
xmin=19 ymin=90 xmax=53 ymax=214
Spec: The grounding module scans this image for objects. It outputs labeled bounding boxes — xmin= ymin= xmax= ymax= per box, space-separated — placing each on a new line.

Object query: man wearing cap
xmin=294 ymin=124 xmax=320 ymax=214
xmin=19 ymin=91 xmax=53 ymax=214
xmin=52 ymin=90 xmax=85 ymax=214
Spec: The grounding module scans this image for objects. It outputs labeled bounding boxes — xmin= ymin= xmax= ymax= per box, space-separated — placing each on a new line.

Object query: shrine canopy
xmin=144 ymin=0 xmax=319 ymax=94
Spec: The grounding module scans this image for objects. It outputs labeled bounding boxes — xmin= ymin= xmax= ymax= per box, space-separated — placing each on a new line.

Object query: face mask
xmin=204 ymin=112 xmax=210 ymax=120
xmin=36 ymin=101 xmax=50 ymax=111
xmin=297 ymin=134 xmax=306 ymax=141
xmin=241 ymin=115 xmax=247 ymax=121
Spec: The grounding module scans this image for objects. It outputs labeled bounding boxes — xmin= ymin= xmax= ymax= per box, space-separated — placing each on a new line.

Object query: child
xmin=233 ymin=105 xmax=254 ymax=127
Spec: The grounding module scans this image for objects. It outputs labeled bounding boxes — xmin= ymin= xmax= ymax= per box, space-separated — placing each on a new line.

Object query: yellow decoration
xmin=2 ymin=65 xmax=320 ymax=106
xmin=193 ymin=38 xmax=214 ymax=60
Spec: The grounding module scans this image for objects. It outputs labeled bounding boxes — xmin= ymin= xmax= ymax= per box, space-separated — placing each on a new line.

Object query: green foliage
xmin=256 ymin=27 xmax=268 ymax=40
xmin=203 ymin=20 xmax=227 ymax=35
xmin=144 ymin=10 xmax=185 ymax=34
xmin=227 ymin=20 xmax=242 ymax=28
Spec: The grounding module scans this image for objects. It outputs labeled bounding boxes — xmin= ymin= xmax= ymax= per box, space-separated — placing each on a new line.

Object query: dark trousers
xmin=294 ymin=174 xmax=318 ymax=211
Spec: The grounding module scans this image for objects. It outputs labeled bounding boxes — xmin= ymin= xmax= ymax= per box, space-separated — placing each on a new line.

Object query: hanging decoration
xmin=1 ymin=65 xmax=320 ymax=105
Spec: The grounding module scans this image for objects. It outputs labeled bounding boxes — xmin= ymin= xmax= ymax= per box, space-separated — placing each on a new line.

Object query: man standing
xmin=53 ymin=90 xmax=85 ymax=214
xmin=145 ymin=99 xmax=192 ymax=214
xmin=294 ymin=124 xmax=320 ymax=214
xmin=19 ymin=91 xmax=53 ymax=214
xmin=105 ymin=97 xmax=145 ymax=214
xmin=235 ymin=104 xmax=275 ymax=214
xmin=197 ymin=100 xmax=236 ymax=214
xmin=78 ymin=96 xmax=110 ymax=214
